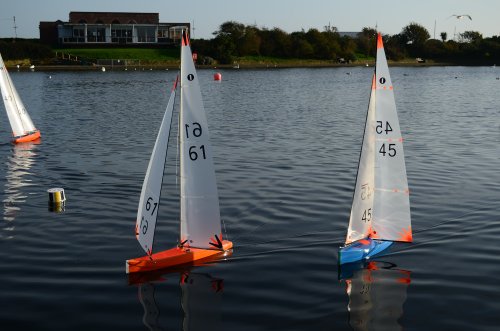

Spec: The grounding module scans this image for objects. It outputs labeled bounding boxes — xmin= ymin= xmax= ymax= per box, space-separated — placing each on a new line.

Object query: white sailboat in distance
xmin=126 ymin=31 xmax=233 ymax=274
xmin=0 ymin=53 xmax=41 ymax=143
xmin=339 ymin=33 xmax=412 ymax=265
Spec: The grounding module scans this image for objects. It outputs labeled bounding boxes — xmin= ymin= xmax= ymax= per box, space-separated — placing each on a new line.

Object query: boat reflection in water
xmin=2 ymin=139 xmax=40 ymax=238
xmin=133 ymin=269 xmax=224 ymax=331
xmin=340 ymin=261 xmax=411 ymax=331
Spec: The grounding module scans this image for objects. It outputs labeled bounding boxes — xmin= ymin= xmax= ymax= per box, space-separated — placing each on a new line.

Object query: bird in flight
xmin=448 ymin=14 xmax=472 ymax=20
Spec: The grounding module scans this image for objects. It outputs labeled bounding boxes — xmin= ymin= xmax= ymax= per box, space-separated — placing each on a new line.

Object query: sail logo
xmin=187 ymin=74 xmax=194 ymax=81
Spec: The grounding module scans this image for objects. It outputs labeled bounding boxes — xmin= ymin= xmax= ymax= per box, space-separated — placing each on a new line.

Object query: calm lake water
xmin=0 ymin=66 xmax=499 ymax=330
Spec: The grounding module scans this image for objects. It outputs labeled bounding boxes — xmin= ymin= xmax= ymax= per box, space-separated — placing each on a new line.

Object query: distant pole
xmin=434 ymin=19 xmax=436 ymax=39
xmin=13 ymin=16 xmax=18 ymax=41
xmin=192 ymin=20 xmax=195 ymax=39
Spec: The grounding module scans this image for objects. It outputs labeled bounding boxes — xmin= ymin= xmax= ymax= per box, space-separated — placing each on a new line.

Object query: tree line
xmin=1 ymin=21 xmax=499 ymax=65
xmin=0 ymin=39 xmax=53 ymax=61
xmin=192 ymin=21 xmax=500 ymax=65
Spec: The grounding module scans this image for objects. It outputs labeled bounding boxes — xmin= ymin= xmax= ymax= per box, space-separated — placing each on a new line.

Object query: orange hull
xmin=126 ymin=240 xmax=233 ymax=274
xmin=13 ymin=130 xmax=41 ymax=143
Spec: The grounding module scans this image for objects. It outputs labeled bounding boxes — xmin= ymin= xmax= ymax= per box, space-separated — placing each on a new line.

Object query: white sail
xmin=346 ymin=75 xmax=376 ymax=244
xmin=179 ymin=31 xmax=222 ymax=249
xmin=372 ymin=34 xmax=411 ymax=242
xmin=0 ymin=53 xmax=37 ymax=137
xmin=135 ymin=77 xmax=178 ymax=255
xmin=346 ymin=34 xmax=411 ymax=244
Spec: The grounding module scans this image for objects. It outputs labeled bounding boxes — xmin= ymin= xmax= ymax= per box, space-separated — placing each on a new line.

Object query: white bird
xmin=449 ymin=14 xmax=472 ymax=20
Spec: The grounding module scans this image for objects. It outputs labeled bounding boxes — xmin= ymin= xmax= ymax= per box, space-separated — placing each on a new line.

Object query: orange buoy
xmin=214 ymin=72 xmax=222 ymax=81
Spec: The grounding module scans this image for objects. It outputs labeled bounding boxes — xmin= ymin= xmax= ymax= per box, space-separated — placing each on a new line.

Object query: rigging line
xmin=221 ymin=218 xmax=229 ymax=241
xmin=412 ymin=206 xmax=495 ymax=234
xmin=174 ymin=74 xmax=180 ymax=189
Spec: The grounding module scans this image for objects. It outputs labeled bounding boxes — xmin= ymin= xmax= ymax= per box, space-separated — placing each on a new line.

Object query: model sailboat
xmin=126 ymin=31 xmax=233 ymax=274
xmin=0 ymin=53 xmax=41 ymax=143
xmin=339 ymin=33 xmax=412 ymax=265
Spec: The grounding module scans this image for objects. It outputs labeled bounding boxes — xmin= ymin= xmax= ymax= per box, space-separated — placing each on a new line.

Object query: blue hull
xmin=338 ymin=238 xmax=393 ymax=265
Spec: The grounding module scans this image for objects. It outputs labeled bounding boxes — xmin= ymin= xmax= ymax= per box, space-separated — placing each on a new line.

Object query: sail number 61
xmin=141 ymin=197 xmax=158 ymax=234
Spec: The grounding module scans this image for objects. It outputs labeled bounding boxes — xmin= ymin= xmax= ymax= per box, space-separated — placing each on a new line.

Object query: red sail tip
xmin=182 ymin=30 xmax=189 ymax=46
xmin=377 ymin=32 xmax=383 ymax=49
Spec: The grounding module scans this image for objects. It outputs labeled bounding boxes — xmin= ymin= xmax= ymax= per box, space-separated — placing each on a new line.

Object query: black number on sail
xmin=146 ymin=197 xmax=158 ymax=216
xmin=185 ymin=122 xmax=202 ymax=139
xmin=379 ymin=143 xmax=397 ymax=157
xmin=362 ymin=208 xmax=372 ymax=223
xmin=376 ymin=121 xmax=393 ymax=134
xmin=361 ymin=183 xmax=371 ymax=200
xmin=140 ymin=217 xmax=149 ymax=234
xmin=189 ymin=145 xmax=207 ymax=161
xmin=379 ymin=77 xmax=386 ymax=84
xmin=187 ymin=74 xmax=194 ymax=81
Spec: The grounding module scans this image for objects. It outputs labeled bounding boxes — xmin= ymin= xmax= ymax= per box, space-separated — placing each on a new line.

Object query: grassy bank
xmin=55 ymin=47 xmax=180 ymax=64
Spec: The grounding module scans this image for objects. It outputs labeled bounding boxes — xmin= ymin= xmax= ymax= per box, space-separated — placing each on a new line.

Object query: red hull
xmin=126 ymin=240 xmax=233 ymax=274
xmin=13 ymin=130 xmax=41 ymax=143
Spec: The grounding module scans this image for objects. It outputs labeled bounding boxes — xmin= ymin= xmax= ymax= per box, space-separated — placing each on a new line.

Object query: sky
xmin=1 ymin=0 xmax=498 ymax=40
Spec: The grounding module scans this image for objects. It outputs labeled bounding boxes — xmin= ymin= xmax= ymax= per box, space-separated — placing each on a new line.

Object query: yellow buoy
xmin=48 ymin=188 xmax=66 ymax=204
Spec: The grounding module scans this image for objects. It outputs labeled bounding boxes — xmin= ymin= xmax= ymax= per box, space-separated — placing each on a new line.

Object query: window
xmin=136 ymin=26 xmax=156 ymax=43
xmin=87 ymin=26 xmax=106 ymax=42
xmin=111 ymin=27 xmax=132 ymax=43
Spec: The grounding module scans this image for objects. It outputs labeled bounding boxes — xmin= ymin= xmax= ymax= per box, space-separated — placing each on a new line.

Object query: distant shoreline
xmin=6 ymin=61 xmax=462 ymax=72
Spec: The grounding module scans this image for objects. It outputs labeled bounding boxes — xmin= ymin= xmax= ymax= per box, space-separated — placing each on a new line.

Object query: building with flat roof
xmin=39 ymin=12 xmax=190 ymax=46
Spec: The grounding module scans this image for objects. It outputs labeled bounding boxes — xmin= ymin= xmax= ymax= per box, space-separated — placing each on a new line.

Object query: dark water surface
xmin=0 ymin=67 xmax=499 ymax=330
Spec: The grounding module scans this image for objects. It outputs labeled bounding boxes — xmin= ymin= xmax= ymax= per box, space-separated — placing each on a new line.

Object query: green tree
xmin=357 ymin=27 xmax=377 ymax=57
xmin=401 ymin=22 xmax=430 ymax=46
xmin=239 ymin=26 xmax=261 ymax=56
xmin=259 ymin=28 xmax=291 ymax=57
xmin=290 ymin=31 xmax=314 ymax=58
xmin=459 ymin=31 xmax=483 ymax=43
xmin=400 ymin=22 xmax=430 ymax=56
xmin=440 ymin=32 xmax=447 ymax=42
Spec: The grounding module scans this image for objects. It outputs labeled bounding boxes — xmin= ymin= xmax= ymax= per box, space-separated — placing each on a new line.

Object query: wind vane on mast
xmin=13 ymin=16 xmax=18 ymax=40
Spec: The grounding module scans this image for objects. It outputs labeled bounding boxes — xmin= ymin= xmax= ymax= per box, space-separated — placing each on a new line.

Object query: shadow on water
xmin=339 ymin=261 xmax=411 ymax=331
xmin=133 ymin=268 xmax=224 ymax=331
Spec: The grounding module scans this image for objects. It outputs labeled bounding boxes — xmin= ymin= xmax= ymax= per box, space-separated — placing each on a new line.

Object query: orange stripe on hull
xmin=13 ymin=130 xmax=41 ymax=143
xmin=126 ymin=240 xmax=233 ymax=274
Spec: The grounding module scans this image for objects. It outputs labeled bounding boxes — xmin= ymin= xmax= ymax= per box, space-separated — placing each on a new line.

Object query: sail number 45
xmin=362 ymin=208 xmax=372 ymax=223
xmin=376 ymin=121 xmax=393 ymax=134
xmin=379 ymin=143 xmax=397 ymax=157
xmin=377 ymin=121 xmax=397 ymax=157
